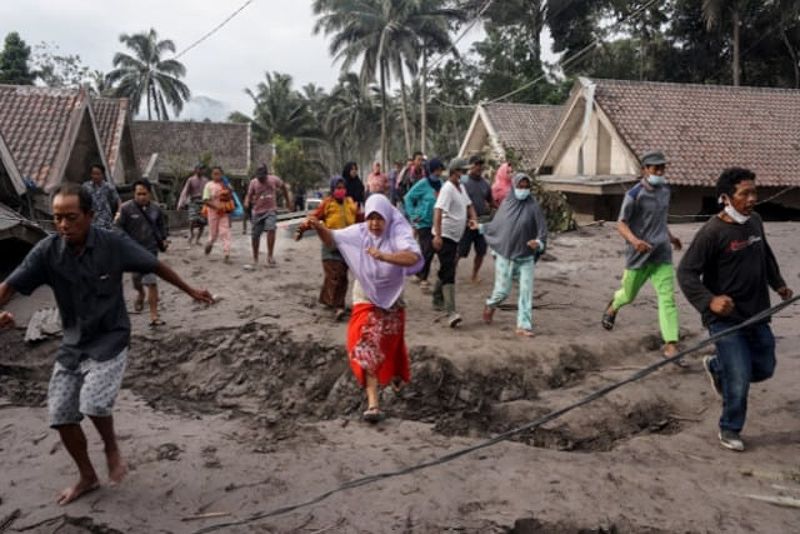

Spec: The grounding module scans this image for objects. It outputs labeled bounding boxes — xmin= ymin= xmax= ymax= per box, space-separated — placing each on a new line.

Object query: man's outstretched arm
xmin=154 ymin=262 xmax=214 ymax=304
xmin=0 ymin=282 xmax=17 ymax=328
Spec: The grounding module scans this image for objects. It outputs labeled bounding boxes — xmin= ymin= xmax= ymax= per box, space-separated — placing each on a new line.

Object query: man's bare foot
xmin=471 ymin=276 xmax=482 ymax=285
xmin=57 ymin=476 xmax=99 ymax=505
xmin=106 ymin=447 xmax=128 ymax=484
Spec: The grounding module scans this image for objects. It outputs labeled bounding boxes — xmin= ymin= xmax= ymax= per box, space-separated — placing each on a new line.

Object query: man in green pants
xmin=601 ymin=151 xmax=684 ymax=362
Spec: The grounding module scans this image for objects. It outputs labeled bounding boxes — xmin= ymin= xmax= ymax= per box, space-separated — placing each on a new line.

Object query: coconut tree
xmin=107 ymin=29 xmax=189 ymax=120
xmin=313 ymin=0 xmax=464 ymax=166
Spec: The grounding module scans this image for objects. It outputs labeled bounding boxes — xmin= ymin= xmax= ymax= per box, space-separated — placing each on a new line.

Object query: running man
xmin=678 ymin=167 xmax=793 ymax=452
xmin=176 ymin=163 xmax=208 ymax=245
xmin=433 ymin=158 xmax=478 ymax=328
xmin=244 ymin=164 xmax=291 ymax=267
xmin=0 ymin=183 xmax=213 ymax=505
xmin=115 ymin=179 xmax=168 ymax=327
xmin=601 ymin=151 xmax=684 ymax=361
xmin=81 ymin=163 xmax=120 ymax=230
xmin=459 ymin=155 xmax=492 ymax=283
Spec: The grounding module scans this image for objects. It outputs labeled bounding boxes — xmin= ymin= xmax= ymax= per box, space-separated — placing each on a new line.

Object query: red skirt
xmin=346 ymin=303 xmax=410 ymax=387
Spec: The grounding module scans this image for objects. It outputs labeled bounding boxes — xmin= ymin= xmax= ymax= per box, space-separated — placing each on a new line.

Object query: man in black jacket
xmin=677 ymin=168 xmax=793 ymax=452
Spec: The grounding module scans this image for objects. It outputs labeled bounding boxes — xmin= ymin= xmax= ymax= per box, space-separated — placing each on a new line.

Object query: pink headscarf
xmin=332 ymin=195 xmax=423 ymax=309
xmin=492 ymin=163 xmax=513 ymax=205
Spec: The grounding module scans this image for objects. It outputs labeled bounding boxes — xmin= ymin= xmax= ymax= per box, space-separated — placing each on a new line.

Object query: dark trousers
xmin=707 ymin=321 xmax=776 ymax=433
xmin=416 ymin=227 xmax=435 ymax=281
xmin=436 ymin=237 xmax=458 ymax=285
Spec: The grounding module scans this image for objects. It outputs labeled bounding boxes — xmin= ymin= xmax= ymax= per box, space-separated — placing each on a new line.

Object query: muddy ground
xmin=1 ymin=221 xmax=799 ymax=533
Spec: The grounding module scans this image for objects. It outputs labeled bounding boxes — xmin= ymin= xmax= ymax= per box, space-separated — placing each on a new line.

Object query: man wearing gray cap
xmin=601 ymin=151 xmax=684 ymax=363
xmin=433 ymin=158 xmax=478 ymax=327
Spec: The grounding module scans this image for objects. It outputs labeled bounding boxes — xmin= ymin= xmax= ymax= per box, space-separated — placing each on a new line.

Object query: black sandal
xmin=362 ymin=407 xmax=385 ymax=424
xmin=601 ymin=300 xmax=616 ymax=330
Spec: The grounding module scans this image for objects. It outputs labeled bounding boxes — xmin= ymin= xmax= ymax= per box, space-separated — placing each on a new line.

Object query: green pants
xmin=611 ymin=263 xmax=679 ymax=344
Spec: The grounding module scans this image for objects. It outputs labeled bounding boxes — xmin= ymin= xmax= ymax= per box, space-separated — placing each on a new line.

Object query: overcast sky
xmin=2 ymin=0 xmax=488 ymax=120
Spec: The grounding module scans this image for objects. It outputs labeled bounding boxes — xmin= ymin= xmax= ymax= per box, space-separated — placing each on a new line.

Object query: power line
xmin=174 ymin=0 xmax=256 ymax=60
xmin=425 ymin=0 xmax=495 ymax=72
xmin=194 ymin=295 xmax=799 ymax=533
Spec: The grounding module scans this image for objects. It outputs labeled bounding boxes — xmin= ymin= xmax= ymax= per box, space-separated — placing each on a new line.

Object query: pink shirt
xmin=367 ymin=172 xmax=388 ymax=194
xmin=246 ymin=175 xmax=283 ymax=215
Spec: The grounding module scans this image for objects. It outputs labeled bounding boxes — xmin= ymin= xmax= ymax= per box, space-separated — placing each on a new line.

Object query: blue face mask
xmin=647 ymin=174 xmax=665 ymax=186
xmin=513 ymin=188 xmax=531 ymax=201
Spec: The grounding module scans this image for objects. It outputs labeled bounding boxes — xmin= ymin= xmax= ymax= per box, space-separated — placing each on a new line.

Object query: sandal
xmin=362 ymin=407 xmax=385 ymax=424
xmin=149 ymin=318 xmax=166 ymax=327
xmin=601 ymin=300 xmax=616 ymax=330
xmin=334 ymin=308 xmax=347 ymax=321
xmin=133 ymin=298 xmax=144 ymax=313
xmin=204 ymin=243 xmax=213 ymax=255
xmin=391 ymin=378 xmax=404 ymax=393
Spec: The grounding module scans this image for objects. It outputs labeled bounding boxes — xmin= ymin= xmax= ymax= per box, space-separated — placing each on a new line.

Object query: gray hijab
xmin=483 ymin=173 xmax=548 ymax=260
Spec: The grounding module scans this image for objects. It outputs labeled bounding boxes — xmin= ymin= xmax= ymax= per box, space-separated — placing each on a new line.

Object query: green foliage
xmin=107 ymin=28 xmax=190 ymax=120
xmin=272 ymin=136 xmax=320 ymax=190
xmin=31 ymin=42 xmax=92 ymax=89
xmin=0 ymin=32 xmax=35 ymax=85
xmin=503 ymin=146 xmax=576 ymax=233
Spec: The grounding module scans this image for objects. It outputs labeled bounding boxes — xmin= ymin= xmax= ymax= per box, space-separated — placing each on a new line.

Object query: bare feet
xmin=57 ymin=476 xmax=99 ymax=505
xmin=663 ymin=343 xmax=688 ymax=368
xmin=106 ymin=446 xmax=128 ymax=485
xmin=515 ymin=328 xmax=535 ymax=337
xmin=471 ymin=276 xmax=482 ymax=285
xmin=482 ymin=305 xmax=495 ymax=324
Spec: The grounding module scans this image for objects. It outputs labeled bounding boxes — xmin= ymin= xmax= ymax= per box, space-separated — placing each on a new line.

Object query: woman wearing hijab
xmin=343 ymin=161 xmax=365 ymax=208
xmin=491 ymin=162 xmax=513 ymax=207
xmin=478 ymin=173 xmax=548 ymax=337
xmin=296 ymin=176 xmax=359 ymax=320
xmin=305 ymin=195 xmax=423 ymax=423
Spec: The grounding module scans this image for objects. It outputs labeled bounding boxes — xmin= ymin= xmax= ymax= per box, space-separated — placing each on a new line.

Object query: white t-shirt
xmin=434 ymin=180 xmax=472 ymax=242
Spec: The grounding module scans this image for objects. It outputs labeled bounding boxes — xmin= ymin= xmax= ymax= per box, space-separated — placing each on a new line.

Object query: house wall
xmin=551 ymin=111 xmax=639 ymax=177
xmin=564 ymin=192 xmax=625 ymax=223
xmin=461 ymin=119 xmax=503 ymax=162
xmin=63 ymin=111 xmax=105 ymax=184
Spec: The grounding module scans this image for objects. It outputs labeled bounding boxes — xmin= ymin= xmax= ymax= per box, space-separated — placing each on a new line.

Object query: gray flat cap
xmin=448 ymin=157 xmax=469 ymax=172
xmin=640 ymin=151 xmax=667 ymax=167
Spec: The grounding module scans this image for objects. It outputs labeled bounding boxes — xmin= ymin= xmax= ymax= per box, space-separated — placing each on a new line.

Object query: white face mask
xmin=647 ymin=174 xmax=665 ymax=186
xmin=513 ymin=188 xmax=531 ymax=201
xmin=719 ymin=195 xmax=750 ymax=224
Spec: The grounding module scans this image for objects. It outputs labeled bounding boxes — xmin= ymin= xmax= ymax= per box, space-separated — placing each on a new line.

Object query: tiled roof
xmin=591 ymin=79 xmax=800 ymax=187
xmin=92 ymin=97 xmax=130 ymax=173
xmin=483 ymin=103 xmax=563 ymax=169
xmin=0 ymin=85 xmax=86 ymax=189
xmin=131 ymin=120 xmax=252 ymax=175
xmin=0 ymin=129 xmax=25 ymax=196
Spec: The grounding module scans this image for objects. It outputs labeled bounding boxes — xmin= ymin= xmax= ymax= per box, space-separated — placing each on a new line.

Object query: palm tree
xmin=324 ymin=72 xmax=381 ymax=171
xmin=313 ymin=0 xmax=463 ymax=166
xmin=107 ymin=28 xmax=190 ymax=120
xmin=242 ymin=71 xmax=316 ymax=143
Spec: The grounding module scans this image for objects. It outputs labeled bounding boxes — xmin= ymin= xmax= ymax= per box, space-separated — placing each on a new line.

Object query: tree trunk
xmin=380 ymin=58 xmax=388 ymax=171
xmin=146 ymin=80 xmax=152 ymax=120
xmin=420 ymin=47 xmax=428 ymax=156
xmin=398 ymin=63 xmax=412 ymax=158
xmin=780 ymin=26 xmax=800 ymax=88
xmin=732 ymin=9 xmax=741 ymax=86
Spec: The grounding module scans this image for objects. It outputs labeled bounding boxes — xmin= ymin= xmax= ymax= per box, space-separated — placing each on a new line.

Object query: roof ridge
xmin=586 ymin=78 xmax=800 ymax=95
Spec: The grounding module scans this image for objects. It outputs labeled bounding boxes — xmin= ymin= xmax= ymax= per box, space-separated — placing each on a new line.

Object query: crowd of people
xmin=0 ymin=147 xmax=794 ymax=505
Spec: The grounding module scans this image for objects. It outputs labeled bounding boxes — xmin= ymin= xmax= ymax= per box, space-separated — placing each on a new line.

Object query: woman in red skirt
xmin=305 ymin=194 xmax=422 ymax=422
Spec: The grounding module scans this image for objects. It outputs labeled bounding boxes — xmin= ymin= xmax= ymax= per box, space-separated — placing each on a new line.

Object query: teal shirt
xmin=404 ymin=178 xmax=438 ymax=229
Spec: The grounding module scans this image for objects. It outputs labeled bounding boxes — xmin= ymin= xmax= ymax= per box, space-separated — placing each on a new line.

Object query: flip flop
xmin=663 ymin=345 xmax=689 ymax=368
xmin=149 ymin=318 xmax=166 ymax=327
xmin=362 ymin=407 xmax=385 ymax=424
xmin=133 ymin=298 xmax=144 ymax=313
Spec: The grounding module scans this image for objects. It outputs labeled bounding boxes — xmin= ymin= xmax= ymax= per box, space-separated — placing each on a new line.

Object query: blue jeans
xmin=707 ymin=321 xmax=776 ymax=433
xmin=486 ymin=254 xmax=535 ymax=330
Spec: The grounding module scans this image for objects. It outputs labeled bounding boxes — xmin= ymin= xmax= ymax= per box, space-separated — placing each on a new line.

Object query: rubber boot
xmin=442 ymin=284 xmax=462 ymax=328
xmin=432 ymin=280 xmax=444 ymax=311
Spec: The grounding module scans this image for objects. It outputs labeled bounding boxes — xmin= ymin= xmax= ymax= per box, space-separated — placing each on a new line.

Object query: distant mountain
xmin=179 ymin=95 xmax=232 ymax=122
